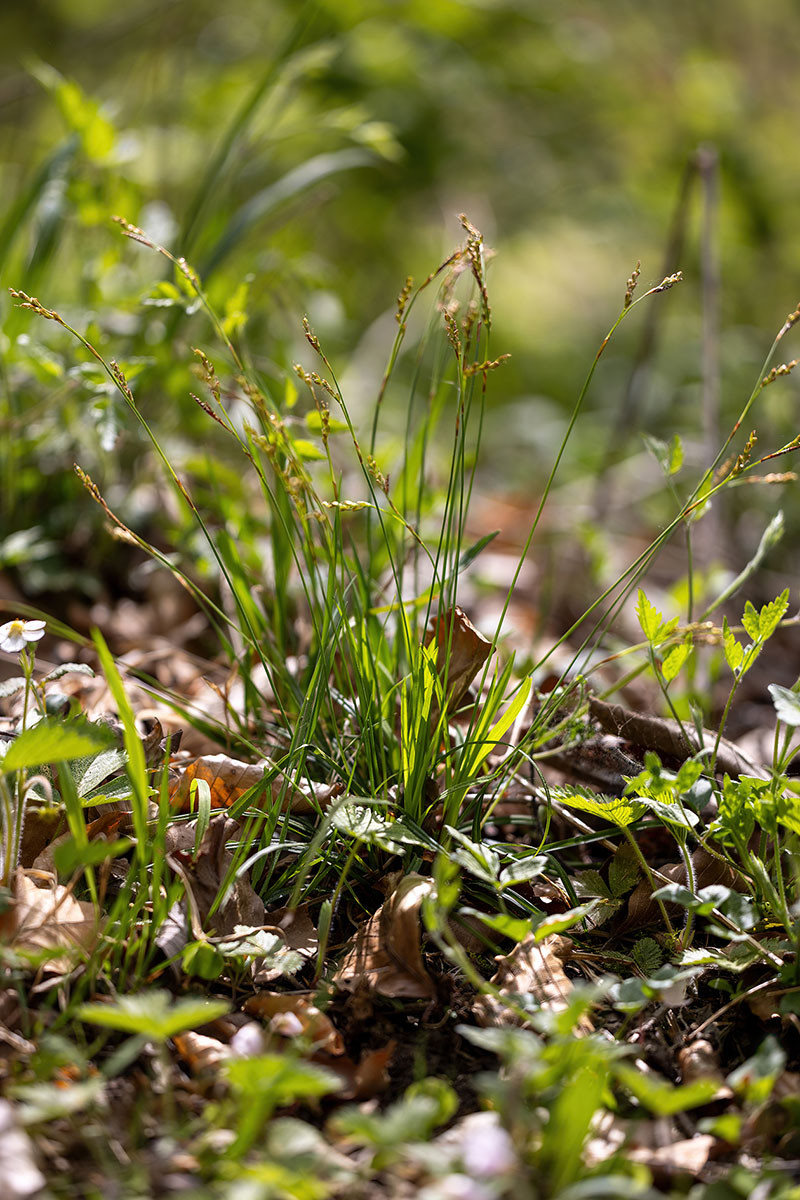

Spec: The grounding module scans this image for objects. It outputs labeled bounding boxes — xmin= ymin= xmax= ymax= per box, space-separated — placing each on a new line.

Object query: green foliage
xmin=78 ymin=991 xmax=230 ymax=1040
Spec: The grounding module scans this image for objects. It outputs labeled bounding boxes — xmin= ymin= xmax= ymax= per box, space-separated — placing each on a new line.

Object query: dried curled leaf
xmin=334 ymin=872 xmax=436 ymax=999
xmin=1 ymin=869 xmax=101 ymax=972
xmin=474 ymin=933 xmax=592 ymax=1031
xmin=427 ymin=605 xmax=491 ymax=714
xmin=170 ymin=753 xmax=339 ymax=814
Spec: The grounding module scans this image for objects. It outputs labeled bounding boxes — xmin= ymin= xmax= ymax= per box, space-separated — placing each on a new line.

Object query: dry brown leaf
xmin=427 ymin=606 xmax=492 ymax=714
xmin=0 ymin=869 xmax=101 ymax=972
xmin=334 ymin=872 xmax=436 ymax=999
xmin=622 ymin=848 xmax=743 ymax=934
xmin=626 ymin=1133 xmax=715 ymax=1179
xmin=32 ymin=811 xmax=124 ymax=876
xmin=474 ymin=933 xmax=592 ymax=1030
xmin=318 ymin=1040 xmax=395 ymax=1101
xmin=678 ymin=1039 xmax=731 ymax=1098
xmin=173 ymin=1030 xmax=230 ymax=1073
xmin=170 ymin=753 xmax=340 ymax=815
xmin=244 ymin=993 xmax=344 ymax=1055
xmin=262 ymin=904 xmax=319 ymax=961
xmin=165 ymin=814 xmax=265 ymax=937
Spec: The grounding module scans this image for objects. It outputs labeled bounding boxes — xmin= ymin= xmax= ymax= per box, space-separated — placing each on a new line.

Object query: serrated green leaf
xmin=78 ymin=991 xmax=229 ymax=1040
xmin=632 ymin=937 xmax=662 ymax=973
xmin=660 ymin=639 xmax=692 ymax=683
xmin=722 ymin=617 xmax=744 ymax=674
xmin=3 ymin=720 xmax=115 ymax=773
xmin=608 ymin=844 xmax=640 ymax=897
xmin=636 ymin=589 xmax=663 ymax=643
xmin=550 ymin=785 xmax=646 ymax=828
xmin=573 ymin=869 xmax=610 ymax=899
xmin=43 ymin=663 xmax=95 ymax=683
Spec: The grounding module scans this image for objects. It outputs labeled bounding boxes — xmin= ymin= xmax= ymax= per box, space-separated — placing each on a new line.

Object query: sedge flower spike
xmin=0 ymin=619 xmax=46 ymax=654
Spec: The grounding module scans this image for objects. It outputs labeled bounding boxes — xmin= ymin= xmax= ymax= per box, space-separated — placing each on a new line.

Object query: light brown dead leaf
xmin=244 ymin=993 xmax=345 ymax=1055
xmin=0 ymin=869 xmax=101 ymax=973
xmin=32 ymin=811 xmax=124 ymax=877
xmin=626 ymin=1133 xmax=715 ymax=1180
xmin=334 ymin=872 xmax=436 ymax=1000
xmin=427 ymin=606 xmax=492 ymax=715
xmin=170 ymin=753 xmax=340 ymax=815
xmin=165 ymin=814 xmax=265 ymax=938
xmin=473 ymin=933 xmax=592 ymax=1030
xmin=173 ymin=1030 xmax=230 ymax=1074
xmin=678 ymin=1039 xmax=731 ymax=1099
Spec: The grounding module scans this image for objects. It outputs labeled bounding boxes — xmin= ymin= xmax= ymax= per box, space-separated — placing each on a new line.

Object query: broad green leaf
xmin=3 ymin=719 xmax=114 ymax=773
xmin=651 ymin=883 xmax=695 ymax=908
xmin=550 ymin=785 xmax=646 ymax=828
xmin=498 ymin=853 xmax=548 ymax=887
xmin=769 ymin=683 xmax=800 ymax=727
xmin=305 ymin=411 xmax=348 ymax=435
xmin=290 ymin=438 xmax=326 ymax=461
xmin=458 ymin=907 xmax=537 ymax=944
xmin=226 ymin=1054 xmax=341 ymax=1104
xmin=53 ymin=837 xmax=133 ymax=876
xmin=78 ymin=991 xmax=229 ymax=1040
xmin=722 ymin=617 xmax=744 ymax=674
xmin=533 ymin=903 xmax=596 ymax=942
xmin=660 ymin=639 xmax=692 ymax=683
xmin=616 ymin=1064 xmax=719 ymax=1114
xmin=636 ymin=589 xmax=662 ymax=643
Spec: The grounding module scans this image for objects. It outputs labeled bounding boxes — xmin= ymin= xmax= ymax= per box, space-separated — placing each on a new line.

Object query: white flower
xmin=460 ymin=1114 xmax=517 ymax=1176
xmin=0 ymin=619 xmax=46 ymax=654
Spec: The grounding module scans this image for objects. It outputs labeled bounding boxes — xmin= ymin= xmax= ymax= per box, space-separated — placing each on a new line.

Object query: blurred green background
xmin=2 ymin=0 xmax=799 ymax=620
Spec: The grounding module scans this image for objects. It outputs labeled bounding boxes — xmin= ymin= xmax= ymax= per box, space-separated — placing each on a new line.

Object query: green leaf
xmin=290 ymin=438 xmax=326 ymax=461
xmin=3 ymin=719 xmax=114 ymax=772
xmin=636 ymin=589 xmax=662 ymax=643
xmin=53 ymin=837 xmax=133 ymax=876
xmin=226 ymin=1054 xmax=341 ymax=1104
xmin=533 ymin=903 xmax=597 ymax=942
xmin=632 ymin=937 xmax=662 ymax=973
xmin=305 ymin=411 xmax=348 ymax=435
xmin=608 ymin=845 xmax=640 ymax=897
xmin=769 ymin=683 xmax=800 ymax=727
xmin=742 ymin=589 xmax=789 ymax=643
xmin=498 ymin=852 xmax=547 ymax=887
xmin=77 ymin=991 xmax=229 ymax=1040
xmin=660 ymin=639 xmax=692 ymax=683
xmin=667 ymin=434 xmax=684 ymax=476
xmin=550 ymin=785 xmax=646 ymax=828
xmin=459 ymin=907 xmax=537 ymax=944
xmin=616 ymin=1064 xmax=719 ymax=1114
xmin=722 ymin=616 xmax=744 ymax=674
xmin=42 ymin=663 xmax=95 ymax=684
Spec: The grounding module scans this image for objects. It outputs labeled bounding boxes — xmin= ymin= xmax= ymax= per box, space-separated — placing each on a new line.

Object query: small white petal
xmin=0 ymin=634 xmax=25 ymax=653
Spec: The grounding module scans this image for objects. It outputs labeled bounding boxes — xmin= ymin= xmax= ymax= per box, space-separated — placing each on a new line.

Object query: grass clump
xmin=3 ymin=215 xmax=800 ymax=1200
